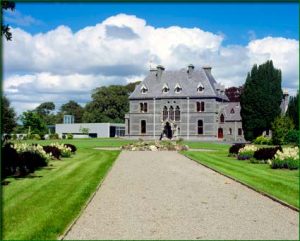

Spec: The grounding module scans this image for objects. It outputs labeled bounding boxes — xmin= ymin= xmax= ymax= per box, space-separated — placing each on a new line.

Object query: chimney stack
xmin=156 ymin=65 xmax=165 ymax=80
xmin=203 ymin=66 xmax=212 ymax=74
xmin=187 ymin=64 xmax=195 ymax=77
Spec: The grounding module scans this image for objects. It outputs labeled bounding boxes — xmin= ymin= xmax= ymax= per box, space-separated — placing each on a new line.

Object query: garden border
xmin=58 ymin=151 xmax=121 ymax=240
xmin=183 ymin=153 xmax=299 ymax=212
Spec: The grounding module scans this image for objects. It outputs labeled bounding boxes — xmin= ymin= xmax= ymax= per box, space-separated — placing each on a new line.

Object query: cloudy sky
xmin=3 ymin=3 xmax=299 ymax=115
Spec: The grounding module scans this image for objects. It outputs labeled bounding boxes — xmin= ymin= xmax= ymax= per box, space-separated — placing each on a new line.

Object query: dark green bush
xmin=64 ymin=143 xmax=77 ymax=153
xmin=229 ymin=143 xmax=245 ymax=155
xmin=286 ymin=158 xmax=299 ymax=170
xmin=67 ymin=133 xmax=73 ymax=139
xmin=43 ymin=146 xmax=61 ymax=159
xmin=284 ymin=130 xmax=299 ymax=145
xmin=1 ymin=143 xmax=20 ymax=179
xmin=253 ymin=135 xmax=272 ymax=145
xmin=253 ymin=146 xmax=282 ymax=160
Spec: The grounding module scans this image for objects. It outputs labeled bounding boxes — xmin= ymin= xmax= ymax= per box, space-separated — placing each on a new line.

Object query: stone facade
xmin=125 ymin=64 xmax=245 ymax=141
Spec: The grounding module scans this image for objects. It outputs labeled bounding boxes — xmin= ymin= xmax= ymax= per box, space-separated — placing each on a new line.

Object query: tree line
xmin=2 ymin=82 xmax=140 ymax=136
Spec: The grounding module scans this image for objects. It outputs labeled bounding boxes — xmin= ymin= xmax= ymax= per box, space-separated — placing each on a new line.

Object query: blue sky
xmin=8 ymin=3 xmax=299 ymax=45
xmin=3 ymin=3 xmax=299 ymax=114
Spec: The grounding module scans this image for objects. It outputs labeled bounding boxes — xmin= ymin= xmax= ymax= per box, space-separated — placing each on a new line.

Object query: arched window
xmin=140 ymin=103 xmax=144 ymax=112
xmin=229 ymin=128 xmax=232 ymax=135
xmin=196 ymin=101 xmax=205 ymax=112
xmin=201 ymin=102 xmax=205 ymax=112
xmin=230 ymin=108 xmax=235 ymax=114
xmin=162 ymin=106 xmax=168 ymax=121
xmin=220 ymin=114 xmax=225 ymax=123
xmin=175 ymin=106 xmax=180 ymax=121
xmin=169 ymin=106 xmax=174 ymax=121
xmin=238 ymin=128 xmax=242 ymax=136
xmin=141 ymin=120 xmax=146 ymax=134
xmin=144 ymin=103 xmax=148 ymax=112
xmin=196 ymin=102 xmax=201 ymax=112
xmin=198 ymin=120 xmax=203 ymax=134
xmin=140 ymin=103 xmax=148 ymax=113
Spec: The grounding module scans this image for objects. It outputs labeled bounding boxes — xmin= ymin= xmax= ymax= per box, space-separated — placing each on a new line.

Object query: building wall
xmin=126 ymin=98 xmax=229 ymax=140
xmin=56 ymin=123 xmax=125 ymax=138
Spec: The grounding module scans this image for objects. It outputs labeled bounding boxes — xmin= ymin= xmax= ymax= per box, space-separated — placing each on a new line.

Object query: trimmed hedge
xmin=43 ymin=146 xmax=62 ymax=160
xmin=229 ymin=143 xmax=245 ymax=155
xmin=253 ymin=146 xmax=282 ymax=160
xmin=64 ymin=144 xmax=77 ymax=153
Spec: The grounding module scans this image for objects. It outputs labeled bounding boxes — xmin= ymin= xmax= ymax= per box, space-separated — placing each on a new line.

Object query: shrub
xmin=270 ymin=146 xmax=299 ymax=170
xmin=253 ymin=135 xmax=271 ymax=145
xmin=253 ymin=146 xmax=282 ymax=160
xmin=284 ymin=130 xmax=299 ymax=145
xmin=229 ymin=143 xmax=245 ymax=155
xmin=19 ymin=151 xmax=48 ymax=173
xmin=237 ymin=145 xmax=258 ymax=160
xmin=271 ymin=116 xmax=294 ymax=145
xmin=49 ymin=143 xmax=72 ymax=157
xmin=64 ymin=143 xmax=77 ymax=153
xmin=67 ymin=133 xmax=73 ymax=139
xmin=49 ymin=133 xmax=59 ymax=140
xmin=43 ymin=146 xmax=62 ymax=159
xmin=1 ymin=143 xmax=20 ymax=178
xmin=12 ymin=134 xmax=17 ymax=140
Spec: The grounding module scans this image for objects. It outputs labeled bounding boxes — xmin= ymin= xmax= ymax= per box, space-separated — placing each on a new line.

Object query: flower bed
xmin=121 ymin=141 xmax=189 ymax=151
xmin=229 ymin=143 xmax=299 ymax=170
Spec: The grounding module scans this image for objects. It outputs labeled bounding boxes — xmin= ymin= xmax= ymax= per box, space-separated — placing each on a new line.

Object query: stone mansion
xmin=125 ymin=64 xmax=243 ymax=141
xmin=125 ymin=64 xmax=288 ymax=141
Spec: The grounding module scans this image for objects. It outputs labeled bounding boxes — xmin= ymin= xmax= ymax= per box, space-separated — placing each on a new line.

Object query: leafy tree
xmin=271 ymin=116 xmax=294 ymax=145
xmin=240 ymin=60 xmax=283 ymax=141
xmin=1 ymin=96 xmax=17 ymax=134
xmin=58 ymin=100 xmax=84 ymax=123
xmin=1 ymin=1 xmax=15 ymax=41
xmin=286 ymin=92 xmax=299 ymax=130
xmin=225 ymin=86 xmax=243 ymax=102
xmin=34 ymin=102 xmax=56 ymax=125
xmin=83 ymin=82 xmax=140 ymax=123
xmin=20 ymin=111 xmax=48 ymax=137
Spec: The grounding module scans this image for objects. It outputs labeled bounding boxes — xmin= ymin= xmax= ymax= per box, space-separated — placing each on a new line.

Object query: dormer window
xmin=140 ymin=84 xmax=148 ymax=94
xmin=162 ymin=83 xmax=169 ymax=93
xmin=197 ymin=83 xmax=204 ymax=92
xmin=174 ymin=83 xmax=182 ymax=93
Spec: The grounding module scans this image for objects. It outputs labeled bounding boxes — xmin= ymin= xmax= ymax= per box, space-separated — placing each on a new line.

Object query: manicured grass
xmin=3 ymin=140 xmax=121 ymax=240
xmin=183 ymin=148 xmax=299 ymax=208
xmin=183 ymin=141 xmax=230 ymax=151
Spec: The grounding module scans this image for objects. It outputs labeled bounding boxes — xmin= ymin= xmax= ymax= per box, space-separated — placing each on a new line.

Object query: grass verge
xmin=182 ymin=147 xmax=299 ymax=209
xmin=3 ymin=140 xmax=120 ymax=240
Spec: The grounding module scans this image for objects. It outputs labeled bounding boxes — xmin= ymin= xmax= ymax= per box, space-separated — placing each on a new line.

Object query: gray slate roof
xmin=129 ymin=66 xmax=229 ymax=101
xmin=223 ymin=102 xmax=242 ymax=121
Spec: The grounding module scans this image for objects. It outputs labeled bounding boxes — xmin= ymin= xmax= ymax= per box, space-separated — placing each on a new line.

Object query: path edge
xmin=57 ymin=151 xmax=122 ymax=240
xmin=182 ymin=153 xmax=299 ymax=212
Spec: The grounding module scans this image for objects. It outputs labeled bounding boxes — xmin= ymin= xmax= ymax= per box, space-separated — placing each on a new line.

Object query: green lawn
xmin=2 ymin=138 xmax=129 ymax=240
xmin=183 ymin=146 xmax=299 ymax=209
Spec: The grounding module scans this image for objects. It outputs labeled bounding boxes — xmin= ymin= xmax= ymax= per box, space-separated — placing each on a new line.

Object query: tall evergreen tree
xmin=240 ymin=60 xmax=283 ymax=141
xmin=286 ymin=92 xmax=299 ymax=130
xmin=1 ymin=96 xmax=17 ymax=134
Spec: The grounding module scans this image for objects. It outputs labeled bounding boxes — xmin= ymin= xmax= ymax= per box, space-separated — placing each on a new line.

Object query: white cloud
xmin=3 ymin=14 xmax=299 ymax=115
xmin=4 ymin=9 xmax=42 ymax=27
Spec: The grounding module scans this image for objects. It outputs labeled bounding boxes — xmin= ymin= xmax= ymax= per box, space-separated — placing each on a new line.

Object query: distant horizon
xmin=3 ymin=2 xmax=299 ymax=115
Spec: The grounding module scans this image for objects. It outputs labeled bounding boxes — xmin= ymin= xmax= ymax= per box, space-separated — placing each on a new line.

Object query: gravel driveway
xmin=64 ymin=151 xmax=299 ymax=240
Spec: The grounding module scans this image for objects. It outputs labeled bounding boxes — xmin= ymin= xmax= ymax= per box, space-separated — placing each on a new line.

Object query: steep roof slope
xmin=129 ymin=66 xmax=229 ymax=101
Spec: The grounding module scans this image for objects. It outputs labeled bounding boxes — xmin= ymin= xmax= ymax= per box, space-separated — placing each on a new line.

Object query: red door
xmin=218 ymin=128 xmax=223 ymax=139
